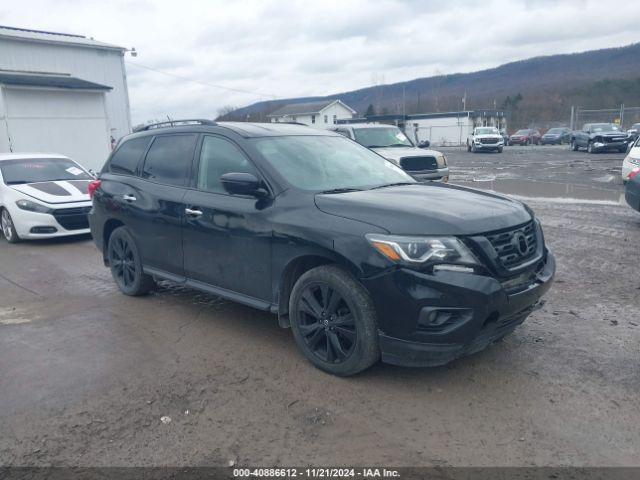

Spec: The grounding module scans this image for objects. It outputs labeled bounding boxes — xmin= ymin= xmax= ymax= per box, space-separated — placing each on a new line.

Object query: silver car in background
xmin=331 ymin=124 xmax=449 ymax=182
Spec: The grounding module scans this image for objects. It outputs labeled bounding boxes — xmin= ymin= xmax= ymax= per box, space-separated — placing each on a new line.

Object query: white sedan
xmin=622 ymin=137 xmax=640 ymax=182
xmin=0 ymin=153 xmax=94 ymax=243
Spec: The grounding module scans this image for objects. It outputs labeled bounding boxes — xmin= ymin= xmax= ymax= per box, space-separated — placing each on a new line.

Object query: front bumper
xmin=541 ymin=137 xmax=561 ymax=144
xmin=362 ymin=251 xmax=555 ymax=367
xmin=10 ymin=203 xmax=92 ymax=239
xmin=592 ymin=141 xmax=628 ymax=152
xmin=473 ymin=142 xmax=503 ymax=150
xmin=410 ymin=167 xmax=449 ymax=182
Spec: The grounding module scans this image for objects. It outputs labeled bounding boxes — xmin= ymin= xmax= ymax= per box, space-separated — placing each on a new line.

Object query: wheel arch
xmin=102 ymin=218 xmax=125 ymax=265
xmin=275 ymin=251 xmax=360 ymax=328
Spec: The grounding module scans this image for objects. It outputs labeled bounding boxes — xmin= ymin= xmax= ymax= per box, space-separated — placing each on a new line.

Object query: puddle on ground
xmin=452 ymin=178 xmax=625 ymax=205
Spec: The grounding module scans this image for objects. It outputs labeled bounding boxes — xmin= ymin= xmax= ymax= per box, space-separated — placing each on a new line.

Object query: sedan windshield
xmin=546 ymin=128 xmax=563 ymax=134
xmin=0 ymin=158 xmax=91 ymax=185
xmin=591 ymin=124 xmax=621 ymax=132
xmin=253 ymin=135 xmax=415 ymax=191
xmin=514 ymin=129 xmax=529 ymax=135
xmin=475 ymin=127 xmax=499 ymax=135
xmin=352 ymin=127 xmax=413 ymax=148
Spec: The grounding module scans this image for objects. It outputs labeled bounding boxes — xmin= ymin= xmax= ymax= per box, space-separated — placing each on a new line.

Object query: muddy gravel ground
xmin=1 ymin=145 xmax=638 ymax=468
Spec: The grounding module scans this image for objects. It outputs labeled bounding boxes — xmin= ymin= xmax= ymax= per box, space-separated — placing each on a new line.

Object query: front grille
xmin=480 ymin=137 xmax=499 ymax=144
xmin=484 ymin=221 xmax=538 ymax=269
xmin=400 ymin=156 xmax=438 ymax=171
xmin=604 ymin=136 xmax=626 ymax=143
xmin=52 ymin=206 xmax=91 ymax=231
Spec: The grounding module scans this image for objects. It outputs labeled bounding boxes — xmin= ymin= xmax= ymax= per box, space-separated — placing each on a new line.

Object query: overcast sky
xmin=2 ymin=0 xmax=639 ymax=124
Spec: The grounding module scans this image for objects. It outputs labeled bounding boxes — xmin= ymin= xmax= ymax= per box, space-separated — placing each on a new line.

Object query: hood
xmin=371 ymin=146 xmax=441 ymax=163
xmin=315 ymin=183 xmax=531 ymax=235
xmin=10 ymin=180 xmax=91 ymax=204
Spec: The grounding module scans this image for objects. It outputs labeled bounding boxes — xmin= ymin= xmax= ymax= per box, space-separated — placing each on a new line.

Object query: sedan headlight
xmin=366 ymin=234 xmax=479 ymax=268
xmin=15 ymin=199 xmax=51 ymax=214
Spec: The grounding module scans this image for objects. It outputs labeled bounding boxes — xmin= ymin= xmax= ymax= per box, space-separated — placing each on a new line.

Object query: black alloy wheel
xmin=296 ymin=282 xmax=357 ymax=364
xmin=289 ymin=265 xmax=379 ymax=376
xmin=107 ymin=226 xmax=155 ymax=296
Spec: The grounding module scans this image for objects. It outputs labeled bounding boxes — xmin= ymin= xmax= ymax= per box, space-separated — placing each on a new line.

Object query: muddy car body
xmin=89 ymin=121 xmax=554 ymax=376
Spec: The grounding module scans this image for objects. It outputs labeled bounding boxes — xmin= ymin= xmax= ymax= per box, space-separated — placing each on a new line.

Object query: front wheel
xmin=1 ymin=208 xmax=20 ymax=243
xmin=587 ymin=142 xmax=595 ymax=154
xmin=289 ymin=265 xmax=379 ymax=376
xmin=571 ymin=140 xmax=579 ymax=151
xmin=497 ymin=147 xmax=503 ymax=153
xmin=107 ymin=226 xmax=155 ymax=296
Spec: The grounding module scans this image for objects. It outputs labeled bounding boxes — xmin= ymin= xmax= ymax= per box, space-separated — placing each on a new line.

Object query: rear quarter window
xmin=108 ymin=137 xmax=151 ymax=175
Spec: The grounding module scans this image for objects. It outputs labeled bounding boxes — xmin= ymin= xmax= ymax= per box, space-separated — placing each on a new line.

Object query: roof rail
xmin=133 ymin=119 xmax=216 ymax=132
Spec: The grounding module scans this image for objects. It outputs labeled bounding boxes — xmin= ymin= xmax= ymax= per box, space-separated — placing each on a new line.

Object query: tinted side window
xmin=141 ymin=134 xmax=197 ymax=186
xmin=197 ymin=136 xmax=258 ymax=194
xmin=109 ymin=137 xmax=150 ymax=175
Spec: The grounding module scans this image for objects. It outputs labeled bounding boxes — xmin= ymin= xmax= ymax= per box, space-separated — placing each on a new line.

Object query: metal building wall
xmin=0 ymin=37 xmax=131 ymax=141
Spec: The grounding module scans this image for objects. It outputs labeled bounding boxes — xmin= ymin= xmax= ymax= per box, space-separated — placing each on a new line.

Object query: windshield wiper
xmin=369 ymin=182 xmax=416 ymax=190
xmin=387 ymin=143 xmax=410 ymax=147
xmin=320 ymin=187 xmax=363 ymax=194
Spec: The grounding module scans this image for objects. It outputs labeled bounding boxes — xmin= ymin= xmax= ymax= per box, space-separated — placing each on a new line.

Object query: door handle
xmin=185 ymin=207 xmax=203 ymax=218
xmin=123 ymin=194 xmax=137 ymax=202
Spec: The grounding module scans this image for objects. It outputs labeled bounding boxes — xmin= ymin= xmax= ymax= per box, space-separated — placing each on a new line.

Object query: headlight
xmin=15 ymin=199 xmax=51 ymax=214
xmin=366 ymin=234 xmax=479 ymax=268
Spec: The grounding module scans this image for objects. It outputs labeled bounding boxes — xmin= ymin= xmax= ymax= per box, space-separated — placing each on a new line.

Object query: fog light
xmin=417 ymin=307 xmax=474 ymax=333
xmin=30 ymin=226 xmax=57 ymax=234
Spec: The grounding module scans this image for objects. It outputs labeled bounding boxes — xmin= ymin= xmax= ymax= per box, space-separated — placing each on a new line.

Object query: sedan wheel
xmin=1 ymin=209 xmax=20 ymax=243
xmin=587 ymin=142 xmax=594 ymax=154
xmin=290 ymin=265 xmax=379 ymax=376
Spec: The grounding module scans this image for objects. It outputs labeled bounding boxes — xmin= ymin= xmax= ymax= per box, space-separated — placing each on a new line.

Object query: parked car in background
xmin=622 ymin=137 xmax=640 ymax=182
xmin=0 ymin=153 xmax=93 ymax=243
xmin=509 ymin=129 xmax=541 ymax=145
xmin=571 ymin=123 xmax=629 ymax=153
xmin=466 ymin=126 xmax=504 ymax=153
xmin=624 ymin=167 xmax=640 ymax=212
xmin=89 ymin=120 xmax=554 ymax=376
xmin=499 ymin=129 xmax=510 ymax=145
xmin=331 ymin=124 xmax=449 ymax=182
xmin=626 ymin=123 xmax=640 ymax=143
xmin=541 ymin=127 xmax=572 ymax=145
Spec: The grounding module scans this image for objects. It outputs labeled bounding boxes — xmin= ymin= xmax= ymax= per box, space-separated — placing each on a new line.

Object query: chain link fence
xmin=571 ymin=105 xmax=640 ymax=130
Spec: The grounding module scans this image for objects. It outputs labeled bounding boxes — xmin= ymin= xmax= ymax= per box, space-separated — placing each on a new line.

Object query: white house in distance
xmin=0 ymin=25 xmax=132 ymax=171
xmin=267 ymin=100 xmax=356 ymax=129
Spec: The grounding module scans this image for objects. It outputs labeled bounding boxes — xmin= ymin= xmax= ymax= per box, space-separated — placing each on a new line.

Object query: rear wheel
xmin=107 ymin=226 xmax=155 ymax=296
xmin=289 ymin=265 xmax=379 ymax=376
xmin=1 ymin=208 xmax=20 ymax=244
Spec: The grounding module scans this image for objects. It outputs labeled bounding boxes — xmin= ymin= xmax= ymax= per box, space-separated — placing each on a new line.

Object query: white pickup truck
xmin=467 ymin=127 xmax=504 ymax=153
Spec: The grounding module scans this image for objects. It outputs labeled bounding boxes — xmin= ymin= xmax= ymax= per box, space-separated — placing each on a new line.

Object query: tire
xmin=289 ymin=265 xmax=379 ymax=376
xmin=107 ymin=226 xmax=155 ymax=296
xmin=1 ymin=208 xmax=20 ymax=244
xmin=497 ymin=147 xmax=503 ymax=153
xmin=587 ymin=142 xmax=594 ymax=154
xmin=571 ymin=140 xmax=579 ymax=151
xmin=471 ymin=143 xmax=477 ymax=153
xmin=525 ymin=139 xmax=530 ymax=146
xmin=467 ymin=143 xmax=471 ymax=152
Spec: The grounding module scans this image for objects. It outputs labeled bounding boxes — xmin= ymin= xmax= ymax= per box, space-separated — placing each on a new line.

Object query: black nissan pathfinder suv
xmin=88 ymin=120 xmax=555 ymax=376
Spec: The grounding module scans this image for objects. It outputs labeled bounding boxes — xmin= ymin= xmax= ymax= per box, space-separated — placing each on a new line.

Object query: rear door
xmin=182 ymin=134 xmax=272 ymax=301
xmin=125 ymin=134 xmax=197 ymax=276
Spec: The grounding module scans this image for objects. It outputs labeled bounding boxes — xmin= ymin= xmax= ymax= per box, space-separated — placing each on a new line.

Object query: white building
xmin=0 ymin=25 xmax=131 ymax=171
xmin=267 ymin=100 xmax=356 ymax=129
xmin=407 ymin=110 xmax=507 ymax=147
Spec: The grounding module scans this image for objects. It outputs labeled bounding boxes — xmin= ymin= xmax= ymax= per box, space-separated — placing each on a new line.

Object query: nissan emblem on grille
xmin=513 ymin=232 xmax=529 ymax=256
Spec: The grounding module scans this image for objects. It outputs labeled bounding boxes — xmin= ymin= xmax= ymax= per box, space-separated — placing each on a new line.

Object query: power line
xmin=125 ymin=61 xmax=278 ymax=99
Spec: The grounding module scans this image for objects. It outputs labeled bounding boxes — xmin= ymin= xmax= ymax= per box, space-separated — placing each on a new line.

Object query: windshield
xmin=591 ymin=124 xmax=620 ymax=132
xmin=475 ymin=127 xmax=499 ymax=135
xmin=352 ymin=127 xmax=413 ymax=148
xmin=0 ymin=158 xmax=90 ymax=185
xmin=546 ymin=128 xmax=563 ymax=134
xmin=253 ymin=135 xmax=414 ymax=191
xmin=514 ymin=129 xmax=529 ymax=135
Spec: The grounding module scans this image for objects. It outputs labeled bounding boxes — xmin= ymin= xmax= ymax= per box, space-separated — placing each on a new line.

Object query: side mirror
xmin=418 ymin=140 xmax=430 ymax=148
xmin=220 ymin=172 xmax=265 ymax=196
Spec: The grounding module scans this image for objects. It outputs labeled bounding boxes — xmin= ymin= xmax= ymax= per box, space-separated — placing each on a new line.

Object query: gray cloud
xmin=2 ymin=0 xmax=638 ymax=123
